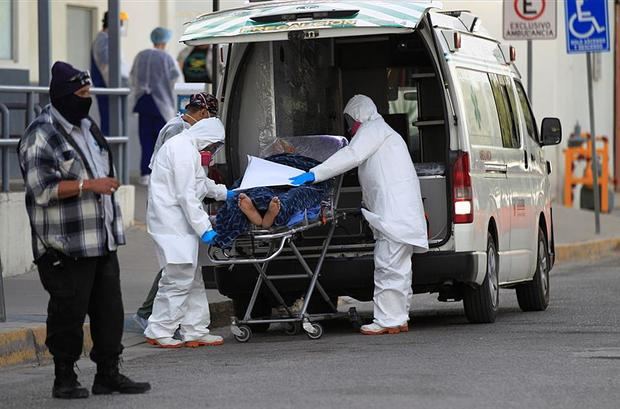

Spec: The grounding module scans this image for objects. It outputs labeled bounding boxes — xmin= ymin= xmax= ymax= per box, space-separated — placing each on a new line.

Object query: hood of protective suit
xmin=184 ymin=117 xmax=225 ymax=151
xmin=343 ymin=95 xmax=382 ymax=124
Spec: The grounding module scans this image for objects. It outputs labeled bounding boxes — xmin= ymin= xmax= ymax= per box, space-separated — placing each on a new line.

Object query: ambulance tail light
xmin=452 ymin=151 xmax=473 ymax=224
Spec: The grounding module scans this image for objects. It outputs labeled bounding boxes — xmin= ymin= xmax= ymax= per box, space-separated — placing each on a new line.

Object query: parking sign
xmin=504 ymin=0 xmax=557 ymax=40
xmin=565 ymin=0 xmax=610 ymax=53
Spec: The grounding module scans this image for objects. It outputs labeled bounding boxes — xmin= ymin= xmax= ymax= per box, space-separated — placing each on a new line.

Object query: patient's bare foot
xmin=238 ymin=193 xmax=263 ymax=226
xmin=261 ymin=197 xmax=281 ymax=228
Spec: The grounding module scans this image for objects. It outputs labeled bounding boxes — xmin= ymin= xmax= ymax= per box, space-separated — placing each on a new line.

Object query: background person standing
xmin=129 ymin=27 xmax=180 ymax=186
xmin=90 ymin=10 xmax=129 ymax=135
xmin=17 ymin=61 xmax=150 ymax=399
xmin=177 ymin=45 xmax=212 ymax=83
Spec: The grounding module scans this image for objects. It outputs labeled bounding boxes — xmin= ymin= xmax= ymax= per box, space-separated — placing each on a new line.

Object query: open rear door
xmin=180 ymin=0 xmax=441 ymax=45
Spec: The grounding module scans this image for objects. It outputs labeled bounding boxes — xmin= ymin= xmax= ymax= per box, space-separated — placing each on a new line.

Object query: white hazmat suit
xmin=145 ymin=118 xmax=228 ymax=341
xmin=148 ymin=115 xmax=191 ymax=170
xmin=311 ymin=95 xmax=428 ymax=328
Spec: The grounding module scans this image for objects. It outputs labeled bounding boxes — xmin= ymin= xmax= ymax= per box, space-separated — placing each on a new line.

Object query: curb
xmin=0 ymin=301 xmax=233 ymax=370
xmin=0 ymin=324 xmax=92 ymax=368
xmin=555 ymin=237 xmax=620 ymax=264
xmin=1 ymin=238 xmax=619 ymax=370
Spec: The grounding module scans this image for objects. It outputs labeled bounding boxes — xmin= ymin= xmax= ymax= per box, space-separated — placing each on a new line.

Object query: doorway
xmin=66 ymin=5 xmax=96 ymax=72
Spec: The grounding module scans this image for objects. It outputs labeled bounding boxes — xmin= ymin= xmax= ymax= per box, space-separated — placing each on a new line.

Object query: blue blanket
xmin=214 ymin=154 xmax=332 ymax=249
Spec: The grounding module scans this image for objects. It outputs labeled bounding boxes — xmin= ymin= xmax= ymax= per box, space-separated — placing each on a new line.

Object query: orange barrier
xmin=563 ymin=133 xmax=610 ymax=213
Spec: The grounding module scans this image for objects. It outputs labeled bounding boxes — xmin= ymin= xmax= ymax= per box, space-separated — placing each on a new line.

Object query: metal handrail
xmin=1 ymin=104 xmax=9 ymax=193
xmin=0 ymin=85 xmax=131 ymax=190
xmin=0 ymin=85 xmax=130 ymax=96
xmin=0 ymin=136 xmax=130 ymax=191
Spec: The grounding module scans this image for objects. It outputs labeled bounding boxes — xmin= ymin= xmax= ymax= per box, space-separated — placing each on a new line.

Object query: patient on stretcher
xmin=213 ymin=153 xmax=333 ymax=249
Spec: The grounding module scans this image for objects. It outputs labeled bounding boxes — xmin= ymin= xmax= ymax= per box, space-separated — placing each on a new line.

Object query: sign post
xmin=504 ymin=0 xmax=557 ymax=102
xmin=565 ymin=0 xmax=610 ymax=235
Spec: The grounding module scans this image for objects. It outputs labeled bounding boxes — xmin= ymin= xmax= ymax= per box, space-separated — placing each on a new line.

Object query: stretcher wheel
xmin=234 ymin=325 xmax=252 ymax=343
xmin=306 ymin=323 xmax=323 ymax=340
xmin=284 ymin=322 xmax=301 ymax=335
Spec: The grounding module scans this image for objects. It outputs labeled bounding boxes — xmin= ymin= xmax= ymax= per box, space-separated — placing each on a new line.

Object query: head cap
xmin=185 ymin=93 xmax=218 ymax=115
xmin=49 ymin=61 xmax=91 ymax=100
xmin=150 ymin=27 xmax=172 ymax=45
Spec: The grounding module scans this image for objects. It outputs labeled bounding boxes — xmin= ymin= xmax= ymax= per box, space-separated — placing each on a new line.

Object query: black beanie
xmin=49 ymin=61 xmax=85 ymax=101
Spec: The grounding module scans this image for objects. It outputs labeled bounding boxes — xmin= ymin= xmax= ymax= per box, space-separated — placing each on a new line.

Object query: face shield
xmin=120 ymin=11 xmax=129 ymax=37
xmin=200 ymin=141 xmax=225 ymax=167
xmin=344 ymin=113 xmax=361 ymax=137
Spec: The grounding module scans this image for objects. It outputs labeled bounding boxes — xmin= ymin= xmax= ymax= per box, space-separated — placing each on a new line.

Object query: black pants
xmin=39 ymin=251 xmax=124 ymax=364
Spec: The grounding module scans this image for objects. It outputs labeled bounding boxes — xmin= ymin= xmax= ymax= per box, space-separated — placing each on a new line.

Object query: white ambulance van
xmin=185 ymin=0 xmax=562 ymax=324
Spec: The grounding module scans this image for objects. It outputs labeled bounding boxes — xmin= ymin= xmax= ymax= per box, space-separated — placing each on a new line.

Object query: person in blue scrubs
xmin=90 ymin=11 xmax=129 ymax=136
xmin=129 ymin=27 xmax=180 ymax=186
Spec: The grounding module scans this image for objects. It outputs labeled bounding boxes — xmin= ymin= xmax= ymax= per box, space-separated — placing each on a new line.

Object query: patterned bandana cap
xmin=185 ymin=92 xmax=218 ymax=115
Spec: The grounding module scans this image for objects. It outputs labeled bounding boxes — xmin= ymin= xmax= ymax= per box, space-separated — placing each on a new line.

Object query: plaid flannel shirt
xmin=18 ymin=105 xmax=126 ymax=260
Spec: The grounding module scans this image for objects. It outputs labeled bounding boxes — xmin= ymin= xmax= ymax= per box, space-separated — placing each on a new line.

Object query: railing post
xmin=26 ymin=92 xmax=35 ymax=126
xmin=1 ymin=103 xmax=10 ymax=193
xmin=37 ymin=0 xmax=51 ymax=106
xmin=0 ymin=251 xmax=6 ymax=322
xmin=108 ymin=0 xmax=122 ymax=138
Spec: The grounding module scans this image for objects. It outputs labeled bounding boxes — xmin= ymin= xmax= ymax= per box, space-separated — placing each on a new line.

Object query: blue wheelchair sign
xmin=565 ymin=0 xmax=610 ymax=53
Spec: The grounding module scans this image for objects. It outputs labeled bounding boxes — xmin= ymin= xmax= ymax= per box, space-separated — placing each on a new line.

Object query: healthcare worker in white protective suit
xmin=290 ymin=94 xmax=428 ymax=335
xmin=145 ymin=118 xmax=229 ymax=348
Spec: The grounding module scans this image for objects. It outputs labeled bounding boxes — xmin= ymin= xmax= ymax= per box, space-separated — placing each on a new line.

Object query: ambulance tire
xmin=516 ymin=227 xmax=550 ymax=312
xmin=463 ymin=232 xmax=499 ymax=324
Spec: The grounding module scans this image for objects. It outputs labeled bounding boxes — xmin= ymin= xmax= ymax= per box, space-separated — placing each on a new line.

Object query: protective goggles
xmin=68 ymin=70 xmax=92 ymax=87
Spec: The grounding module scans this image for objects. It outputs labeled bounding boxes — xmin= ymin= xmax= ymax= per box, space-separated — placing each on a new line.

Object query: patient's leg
xmin=261 ymin=197 xmax=281 ymax=229
xmin=238 ymin=193 xmax=263 ymax=226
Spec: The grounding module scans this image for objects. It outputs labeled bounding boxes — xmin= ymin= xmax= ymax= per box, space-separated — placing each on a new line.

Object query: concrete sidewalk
xmin=1 ymin=184 xmax=619 ymax=368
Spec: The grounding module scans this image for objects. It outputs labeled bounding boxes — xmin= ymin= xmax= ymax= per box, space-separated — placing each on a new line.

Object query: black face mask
xmin=52 ymin=94 xmax=92 ymax=126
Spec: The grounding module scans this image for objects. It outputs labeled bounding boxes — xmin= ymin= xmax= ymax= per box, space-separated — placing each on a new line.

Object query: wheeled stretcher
xmin=206 ymin=135 xmax=361 ymax=342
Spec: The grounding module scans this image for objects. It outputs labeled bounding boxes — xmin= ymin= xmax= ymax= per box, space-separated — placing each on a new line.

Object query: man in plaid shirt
xmin=18 ymin=61 xmax=150 ymax=399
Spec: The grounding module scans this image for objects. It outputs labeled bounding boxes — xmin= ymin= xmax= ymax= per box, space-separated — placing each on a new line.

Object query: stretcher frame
xmin=206 ymin=173 xmax=360 ymax=342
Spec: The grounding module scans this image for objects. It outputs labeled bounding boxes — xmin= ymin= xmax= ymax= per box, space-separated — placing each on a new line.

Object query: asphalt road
xmin=1 ymin=256 xmax=619 ymax=409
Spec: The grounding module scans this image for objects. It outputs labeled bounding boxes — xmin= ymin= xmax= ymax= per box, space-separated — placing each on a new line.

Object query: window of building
xmin=0 ymin=0 xmax=14 ymax=60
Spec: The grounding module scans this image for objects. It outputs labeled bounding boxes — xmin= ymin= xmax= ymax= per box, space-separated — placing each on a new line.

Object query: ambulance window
xmin=515 ymin=81 xmax=539 ymax=144
xmin=456 ymin=68 xmax=502 ymax=147
xmin=489 ymin=74 xmax=521 ymax=149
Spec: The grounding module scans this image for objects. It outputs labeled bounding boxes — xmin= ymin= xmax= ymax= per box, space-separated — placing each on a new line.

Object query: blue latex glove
xmin=201 ymin=230 xmax=218 ymax=245
xmin=289 ymin=172 xmax=315 ymax=186
xmin=227 ymin=190 xmax=236 ymax=200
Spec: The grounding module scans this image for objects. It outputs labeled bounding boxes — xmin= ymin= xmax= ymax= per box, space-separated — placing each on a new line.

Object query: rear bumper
xmin=204 ymin=250 xmax=483 ymax=299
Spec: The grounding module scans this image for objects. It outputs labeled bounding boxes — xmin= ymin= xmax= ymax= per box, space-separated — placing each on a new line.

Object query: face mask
xmin=52 ymin=94 xmax=92 ymax=126
xmin=200 ymin=151 xmax=213 ymax=167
